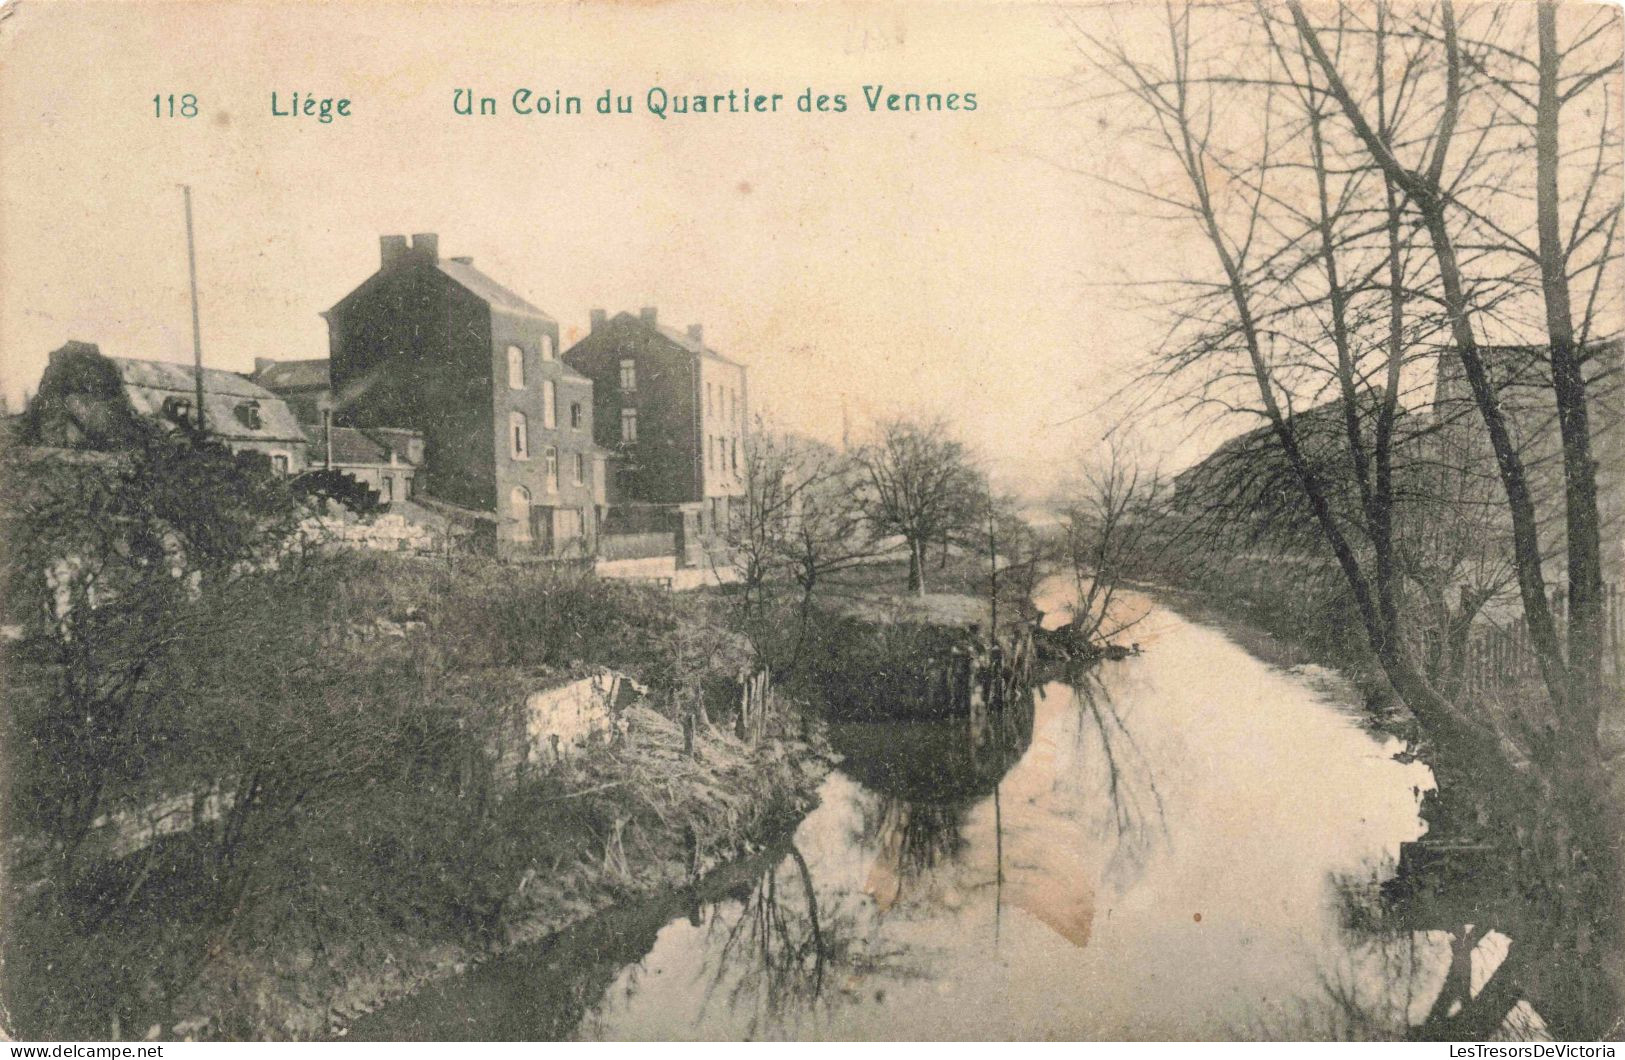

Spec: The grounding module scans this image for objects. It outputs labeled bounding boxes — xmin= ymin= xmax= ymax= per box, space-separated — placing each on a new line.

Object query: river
xmin=351 ymin=594 xmax=1498 ymax=1040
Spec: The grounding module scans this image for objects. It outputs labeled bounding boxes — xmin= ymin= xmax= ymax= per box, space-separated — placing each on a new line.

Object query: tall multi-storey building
xmin=324 ymin=233 xmax=600 ymax=557
xmin=563 ymin=307 xmax=747 ymax=539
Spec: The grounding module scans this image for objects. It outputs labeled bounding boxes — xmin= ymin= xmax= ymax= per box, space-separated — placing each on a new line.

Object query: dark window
xmin=570 ymin=402 xmax=583 ymax=429
xmin=511 ymin=412 xmax=529 ymax=459
xmin=162 ymin=396 xmax=192 ymax=424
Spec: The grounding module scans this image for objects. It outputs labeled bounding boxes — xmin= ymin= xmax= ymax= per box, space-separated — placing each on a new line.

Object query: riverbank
xmin=341 ymin=597 xmax=1443 ymax=1040
xmin=301 ymin=706 xmax=835 ymax=1041
xmin=2 ymin=552 xmax=836 ymax=1041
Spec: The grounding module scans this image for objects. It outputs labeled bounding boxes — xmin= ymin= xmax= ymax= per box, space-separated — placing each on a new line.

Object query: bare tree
xmin=726 ymin=422 xmax=816 ymax=618
xmin=1059 ymin=444 xmax=1164 ymax=647
xmin=853 ymin=417 xmax=982 ymax=596
xmin=780 ymin=452 xmax=884 ymax=669
xmin=1084 ymin=0 xmax=1621 ymax=1034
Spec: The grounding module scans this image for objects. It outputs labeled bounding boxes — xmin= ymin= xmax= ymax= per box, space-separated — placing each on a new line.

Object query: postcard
xmin=1 ymin=0 xmax=1620 ymax=1045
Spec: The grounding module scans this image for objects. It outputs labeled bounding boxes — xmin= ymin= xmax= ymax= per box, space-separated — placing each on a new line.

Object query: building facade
xmin=26 ymin=341 xmax=308 ymax=472
xmin=302 ymin=424 xmax=424 ymax=504
xmin=563 ymin=307 xmax=746 ymax=539
xmin=324 ymin=234 xmax=599 ymax=558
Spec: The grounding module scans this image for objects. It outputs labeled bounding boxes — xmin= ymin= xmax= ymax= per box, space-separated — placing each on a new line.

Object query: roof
xmin=364 ymin=427 xmax=425 ymax=455
xmin=436 ymin=258 xmax=555 ymax=322
xmin=650 ymin=319 xmax=744 ymax=367
xmin=596 ymin=311 xmax=744 ymax=367
xmin=301 ymin=425 xmax=421 ymax=467
xmin=253 ymin=358 xmax=330 ymax=391
xmin=109 ymin=356 xmax=307 ymax=443
xmin=408 ymin=492 xmax=500 ymax=525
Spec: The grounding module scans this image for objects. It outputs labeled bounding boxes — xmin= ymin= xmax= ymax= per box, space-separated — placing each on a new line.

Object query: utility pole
xmin=987 ymin=492 xmax=999 ymax=636
xmin=181 ymin=184 xmax=206 ymax=433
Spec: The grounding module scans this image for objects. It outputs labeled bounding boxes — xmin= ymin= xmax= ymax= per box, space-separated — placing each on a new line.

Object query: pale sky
xmin=0 ymin=0 xmax=1210 ymax=498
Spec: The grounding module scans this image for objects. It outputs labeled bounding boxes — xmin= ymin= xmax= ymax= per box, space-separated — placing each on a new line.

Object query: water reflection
xmin=1067 ymin=671 xmax=1169 ymax=890
xmin=356 ymin=600 xmax=1465 ymax=1041
xmin=1252 ymin=859 xmax=1551 ymax=1042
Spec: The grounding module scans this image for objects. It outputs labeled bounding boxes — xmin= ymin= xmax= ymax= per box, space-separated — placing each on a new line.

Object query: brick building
xmin=563 ymin=307 xmax=746 ymax=545
xmin=324 ymin=234 xmax=600 ymax=558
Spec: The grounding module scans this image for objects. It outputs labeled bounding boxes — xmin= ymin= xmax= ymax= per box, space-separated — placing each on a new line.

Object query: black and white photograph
xmin=0 ymin=0 xmax=1620 ymax=1045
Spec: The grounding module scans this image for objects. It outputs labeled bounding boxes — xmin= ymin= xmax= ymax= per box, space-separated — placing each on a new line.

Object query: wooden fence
xmin=1461 ymin=583 xmax=1623 ymax=694
xmin=932 ymin=626 xmax=1036 ymax=715
xmin=733 ymin=667 xmax=775 ymax=745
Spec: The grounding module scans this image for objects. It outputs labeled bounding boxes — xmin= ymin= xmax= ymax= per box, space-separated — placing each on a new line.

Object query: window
xmin=619 ymin=358 xmax=636 ymax=390
xmin=545 ymin=447 xmax=559 ymax=493
xmin=510 ymin=485 xmax=532 ymax=540
xmin=161 ymin=395 xmax=192 ymax=424
xmin=541 ymin=334 xmax=555 ymax=361
xmin=620 ymin=407 xmax=638 ymax=443
xmin=731 ymin=438 xmax=738 ymax=473
xmin=542 ymin=379 xmax=557 ymax=429
xmin=404 ymin=475 xmax=415 ymax=498
xmin=381 ymin=475 xmax=394 ymax=503
xmin=510 ymin=411 xmax=530 ymax=459
xmin=271 ymin=454 xmax=289 ymax=476
xmin=707 ymin=383 xmax=715 ymax=416
xmin=573 ymin=451 xmax=585 ymax=486
xmin=570 ymin=402 xmax=582 ymax=429
xmin=507 ymin=345 xmax=525 ymax=389
xmin=707 ymin=435 xmax=715 ymax=471
xmin=234 ymin=401 xmax=262 ymax=430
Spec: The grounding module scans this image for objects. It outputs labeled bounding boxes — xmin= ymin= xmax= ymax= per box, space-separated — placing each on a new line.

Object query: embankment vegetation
xmin=1 ymin=440 xmax=827 ymax=1040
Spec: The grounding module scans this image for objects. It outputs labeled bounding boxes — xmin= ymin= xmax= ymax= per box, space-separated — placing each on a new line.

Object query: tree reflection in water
xmin=688 ymin=843 xmax=927 ymax=1039
xmin=1258 ymin=862 xmax=1555 ymax=1041
xmin=1062 ymin=670 xmax=1169 ymax=891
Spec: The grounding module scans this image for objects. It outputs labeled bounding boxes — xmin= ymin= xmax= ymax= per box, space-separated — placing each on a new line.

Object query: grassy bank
xmin=2 ymin=551 xmax=833 ymax=1041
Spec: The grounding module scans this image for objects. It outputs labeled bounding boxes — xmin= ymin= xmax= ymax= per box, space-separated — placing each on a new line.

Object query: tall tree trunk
xmin=1536 ymin=0 xmax=1607 ymax=740
xmin=907 ymin=538 xmax=924 ymax=595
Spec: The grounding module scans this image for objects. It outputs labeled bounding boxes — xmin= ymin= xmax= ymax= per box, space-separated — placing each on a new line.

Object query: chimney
xmin=639 ymin=306 xmax=657 ymax=326
xmin=410 ymin=233 xmax=439 ymax=261
xmin=449 ymin=255 xmax=473 ymax=265
xmin=686 ymin=324 xmax=703 ymax=346
xmin=380 ymin=235 xmax=408 ymax=268
xmin=589 ymin=308 xmax=607 ymax=332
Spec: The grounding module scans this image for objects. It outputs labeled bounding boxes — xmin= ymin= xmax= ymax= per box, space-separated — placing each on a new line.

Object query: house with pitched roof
xmin=564 ymin=307 xmax=747 ymax=551
xmin=25 ymin=340 xmax=308 ymax=474
xmin=323 ymin=234 xmax=600 ymax=558
xmin=301 ymin=423 xmax=424 ymax=505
